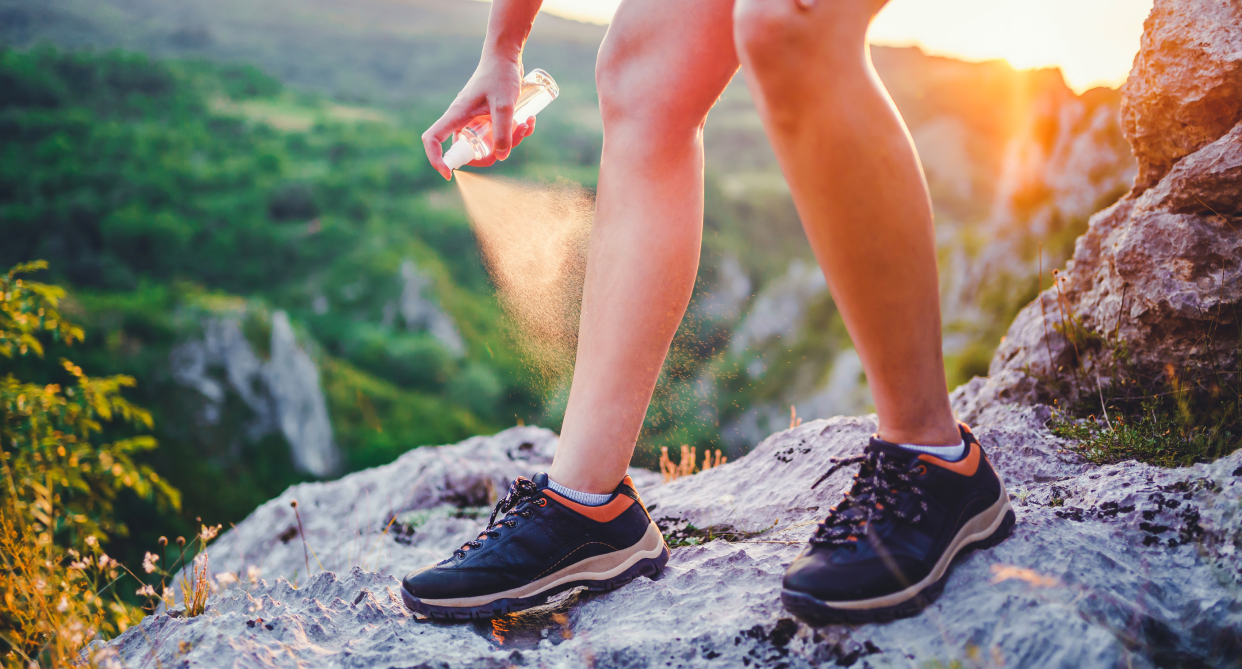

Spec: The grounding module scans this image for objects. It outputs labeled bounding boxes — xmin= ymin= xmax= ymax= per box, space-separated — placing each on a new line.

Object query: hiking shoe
xmin=401 ymin=473 xmax=668 ymax=620
xmin=781 ymin=423 xmax=1015 ymax=625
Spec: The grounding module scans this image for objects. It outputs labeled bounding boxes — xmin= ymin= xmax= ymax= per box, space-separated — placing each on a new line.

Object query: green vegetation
xmin=1 ymin=261 xmax=169 ymax=666
xmin=0 ymin=46 xmax=562 ymax=567
xmin=1042 ymin=282 xmax=1241 ymax=467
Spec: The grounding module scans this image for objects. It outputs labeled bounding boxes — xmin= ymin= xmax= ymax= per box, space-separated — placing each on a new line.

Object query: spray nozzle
xmin=444 ymin=140 xmax=480 ymax=171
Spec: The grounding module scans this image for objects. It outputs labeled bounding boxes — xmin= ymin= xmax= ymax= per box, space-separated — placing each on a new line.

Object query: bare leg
xmin=733 ymin=0 xmax=960 ymax=446
xmin=548 ymin=0 xmax=739 ymax=492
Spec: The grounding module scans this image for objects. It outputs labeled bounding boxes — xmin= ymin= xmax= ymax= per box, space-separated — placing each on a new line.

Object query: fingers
xmin=422 ymin=100 xmax=484 ymax=180
xmin=422 ymin=112 xmax=463 ymax=180
xmin=467 ymin=115 xmax=536 ymax=167
xmin=488 ymin=95 xmax=516 ymax=161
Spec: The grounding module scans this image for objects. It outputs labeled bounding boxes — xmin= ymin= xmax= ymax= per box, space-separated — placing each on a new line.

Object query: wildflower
xmin=57 ymin=596 xmax=69 ymax=612
xmin=215 ymin=572 xmax=238 ymax=587
xmin=142 ymin=551 xmax=160 ymax=573
xmin=247 ymin=565 xmax=261 ymax=584
xmin=200 ymin=524 xmax=221 ymax=542
xmin=162 ymin=586 xmax=176 ymax=606
xmin=98 ymin=554 xmax=114 ymax=569
xmin=85 ymin=535 xmax=97 ymax=546
xmin=136 ymin=584 xmax=157 ymax=598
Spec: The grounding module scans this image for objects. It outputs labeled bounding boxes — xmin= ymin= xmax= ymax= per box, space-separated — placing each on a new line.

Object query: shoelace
xmin=808 ymin=448 xmax=929 ymax=548
xmin=453 ymin=477 xmax=541 ymax=558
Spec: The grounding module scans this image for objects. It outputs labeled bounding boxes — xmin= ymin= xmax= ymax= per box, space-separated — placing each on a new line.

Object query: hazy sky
xmin=534 ymin=0 xmax=1152 ymax=92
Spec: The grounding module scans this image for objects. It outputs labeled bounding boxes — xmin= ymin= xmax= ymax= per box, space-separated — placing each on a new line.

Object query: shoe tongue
xmin=531 ymin=472 xmax=549 ymax=488
xmin=866 ymin=436 xmax=919 ymax=463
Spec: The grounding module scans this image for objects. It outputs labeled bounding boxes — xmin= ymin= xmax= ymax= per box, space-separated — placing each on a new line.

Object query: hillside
xmin=0 ymin=0 xmax=1136 ymax=568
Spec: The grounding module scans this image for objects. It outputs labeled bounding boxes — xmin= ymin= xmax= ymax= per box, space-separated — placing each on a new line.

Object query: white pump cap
xmin=443 ymin=140 xmax=478 ymax=171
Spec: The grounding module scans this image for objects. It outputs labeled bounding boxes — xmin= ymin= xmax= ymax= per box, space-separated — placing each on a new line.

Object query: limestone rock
xmin=399 ymin=258 xmax=465 ymax=356
xmin=169 ymin=309 xmax=341 ymax=477
xmin=1121 ymin=0 xmax=1242 ymax=192
xmin=265 ymin=311 xmax=339 ymax=477
xmin=965 ymin=0 xmax=1242 ymax=411
xmin=729 ymin=259 xmax=826 ymax=355
xmin=105 ymin=407 xmax=1242 ymax=668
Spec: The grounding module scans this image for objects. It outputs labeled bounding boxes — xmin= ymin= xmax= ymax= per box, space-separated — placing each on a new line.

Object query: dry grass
xmin=0 ymin=476 xmax=142 ymax=668
xmin=659 ymin=445 xmax=727 ymax=484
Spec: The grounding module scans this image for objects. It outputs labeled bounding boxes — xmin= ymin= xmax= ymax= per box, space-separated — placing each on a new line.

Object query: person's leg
xmin=548 ymin=0 xmax=740 ymax=493
xmin=729 ymin=1 xmax=1016 ymax=625
xmin=732 ymin=0 xmax=959 ymax=446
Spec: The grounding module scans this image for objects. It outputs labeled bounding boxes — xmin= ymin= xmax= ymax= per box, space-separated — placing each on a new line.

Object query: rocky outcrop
xmin=266 ymin=311 xmax=339 ymax=477
xmin=170 ymin=309 xmax=340 ymax=477
xmin=964 ymin=0 xmax=1242 ymax=412
xmin=396 ymin=258 xmax=465 ymax=356
xmin=103 ymin=406 xmax=1242 ymax=668
xmin=1122 ymin=0 xmax=1242 ymax=192
xmin=729 ymin=259 xmax=826 ymax=356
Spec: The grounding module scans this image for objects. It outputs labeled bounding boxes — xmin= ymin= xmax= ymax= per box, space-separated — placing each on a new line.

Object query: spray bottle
xmin=443 ymin=68 xmax=559 ymax=171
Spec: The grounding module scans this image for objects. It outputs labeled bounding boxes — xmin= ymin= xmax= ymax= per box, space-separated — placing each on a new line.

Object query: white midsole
xmin=414 ymin=522 xmax=666 ymax=608
xmin=817 ymin=483 xmax=1014 ymax=611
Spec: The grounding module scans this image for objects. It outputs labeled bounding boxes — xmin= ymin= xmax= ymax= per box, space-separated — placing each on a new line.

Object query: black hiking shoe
xmin=401 ymin=473 xmax=668 ymax=620
xmin=781 ymin=423 xmax=1015 ymax=625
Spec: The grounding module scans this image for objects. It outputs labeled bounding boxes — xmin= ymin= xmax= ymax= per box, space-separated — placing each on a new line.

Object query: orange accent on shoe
xmin=542 ymin=489 xmax=634 ymax=523
xmin=918 ymin=442 xmax=981 ymax=476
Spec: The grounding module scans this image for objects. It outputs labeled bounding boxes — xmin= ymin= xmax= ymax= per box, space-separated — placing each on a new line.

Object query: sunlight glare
xmin=524 ymin=0 xmax=1153 ymax=93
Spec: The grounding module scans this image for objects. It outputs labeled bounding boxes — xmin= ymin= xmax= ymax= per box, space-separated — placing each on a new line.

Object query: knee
xmin=733 ymin=0 xmax=870 ymax=72
xmin=595 ymin=33 xmax=704 ymax=139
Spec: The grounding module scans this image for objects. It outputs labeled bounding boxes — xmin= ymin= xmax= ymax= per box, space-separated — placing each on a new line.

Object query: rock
xmin=964 ymin=0 xmax=1242 ymax=411
xmin=265 ymin=311 xmax=340 ymax=477
xmin=729 ymin=259 xmax=826 ymax=356
xmin=722 ymin=349 xmax=873 ymax=451
xmin=1121 ymin=0 xmax=1242 ymax=192
xmin=169 ymin=309 xmax=341 ymax=477
xmin=694 ymin=254 xmax=753 ymax=322
xmin=183 ymin=425 xmax=659 ymax=584
xmin=399 ymin=258 xmax=465 ymax=356
xmin=106 ymin=407 xmax=1242 ymax=668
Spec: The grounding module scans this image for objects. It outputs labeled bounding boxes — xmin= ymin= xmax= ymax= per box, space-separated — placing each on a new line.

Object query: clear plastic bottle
xmin=443 ymin=68 xmax=559 ymax=171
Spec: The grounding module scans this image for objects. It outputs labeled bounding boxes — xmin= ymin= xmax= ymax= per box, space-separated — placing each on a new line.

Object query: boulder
xmin=964 ymin=0 xmax=1242 ymax=412
xmin=1121 ymin=0 xmax=1242 ymax=192
xmin=100 ymin=410 xmax=1242 ymax=668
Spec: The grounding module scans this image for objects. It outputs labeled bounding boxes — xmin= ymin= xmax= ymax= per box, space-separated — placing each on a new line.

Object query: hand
xmin=421 ymin=56 xmax=539 ymax=180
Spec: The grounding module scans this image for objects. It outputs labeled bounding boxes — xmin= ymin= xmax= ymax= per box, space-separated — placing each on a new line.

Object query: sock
xmin=897 ymin=439 xmax=966 ymax=462
xmin=547 ymin=478 xmax=613 ymax=506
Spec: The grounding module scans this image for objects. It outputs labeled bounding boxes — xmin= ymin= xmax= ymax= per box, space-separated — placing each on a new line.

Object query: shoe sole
xmin=402 ymin=522 xmax=669 ymax=621
xmin=781 ymin=491 xmax=1016 ymax=626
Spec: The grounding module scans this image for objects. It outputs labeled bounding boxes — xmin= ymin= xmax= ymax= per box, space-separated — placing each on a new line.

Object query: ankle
xmin=876 ymin=421 xmax=961 ymax=447
xmin=546 ymin=465 xmax=620 ymax=496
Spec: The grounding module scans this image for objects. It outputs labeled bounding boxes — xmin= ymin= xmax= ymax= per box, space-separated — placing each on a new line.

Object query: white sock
xmin=897 ymin=439 xmax=966 ymax=461
xmin=547 ymin=478 xmax=613 ymax=506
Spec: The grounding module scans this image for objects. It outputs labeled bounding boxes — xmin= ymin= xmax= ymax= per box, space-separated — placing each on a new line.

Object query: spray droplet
xmin=454 ymin=172 xmax=594 ymax=385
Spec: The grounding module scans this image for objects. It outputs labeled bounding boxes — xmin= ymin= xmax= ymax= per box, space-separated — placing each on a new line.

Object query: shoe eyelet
xmin=535 ymin=498 xmax=548 ymax=507
xmin=914 ymin=464 xmax=928 ymax=476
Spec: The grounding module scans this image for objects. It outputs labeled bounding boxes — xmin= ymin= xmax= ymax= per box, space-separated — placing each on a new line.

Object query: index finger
xmin=422 ymin=108 xmax=473 ymax=180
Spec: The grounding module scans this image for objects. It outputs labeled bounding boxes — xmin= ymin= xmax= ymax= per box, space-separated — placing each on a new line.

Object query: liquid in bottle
xmin=443 ymin=68 xmax=559 ymax=171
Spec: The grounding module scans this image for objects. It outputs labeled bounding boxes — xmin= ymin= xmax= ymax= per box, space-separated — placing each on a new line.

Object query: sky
xmin=534 ymin=0 xmax=1153 ymax=93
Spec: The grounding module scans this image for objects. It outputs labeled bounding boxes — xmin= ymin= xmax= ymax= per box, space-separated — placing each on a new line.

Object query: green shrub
xmin=0 ymin=261 xmax=178 ymax=666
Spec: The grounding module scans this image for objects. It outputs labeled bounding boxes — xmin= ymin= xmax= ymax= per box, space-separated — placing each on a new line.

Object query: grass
xmin=1037 ymin=266 xmax=1241 ymax=467
xmin=658 ymin=445 xmax=727 ymax=484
